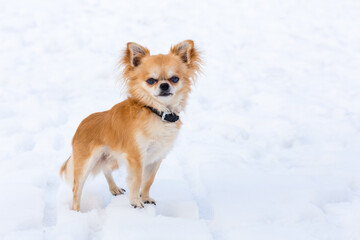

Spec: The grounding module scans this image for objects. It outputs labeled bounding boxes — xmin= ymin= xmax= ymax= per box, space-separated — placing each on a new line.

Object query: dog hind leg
xmin=103 ymin=166 xmax=126 ymax=196
xmin=71 ymin=151 xmax=100 ymax=211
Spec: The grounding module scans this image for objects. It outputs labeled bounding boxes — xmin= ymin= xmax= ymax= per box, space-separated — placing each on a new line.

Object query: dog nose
xmin=160 ymin=83 xmax=170 ymax=91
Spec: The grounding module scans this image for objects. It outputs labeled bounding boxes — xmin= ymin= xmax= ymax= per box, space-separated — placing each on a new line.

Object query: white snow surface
xmin=1 ymin=0 xmax=360 ymax=239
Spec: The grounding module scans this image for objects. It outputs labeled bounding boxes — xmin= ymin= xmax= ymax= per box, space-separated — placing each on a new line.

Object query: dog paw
xmin=142 ymin=196 xmax=156 ymax=205
xmin=110 ymin=186 xmax=126 ymax=196
xmin=130 ymin=198 xmax=144 ymax=208
xmin=72 ymin=203 xmax=80 ymax=212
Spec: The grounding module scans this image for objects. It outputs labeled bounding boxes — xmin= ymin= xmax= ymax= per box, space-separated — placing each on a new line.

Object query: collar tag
xmin=161 ymin=111 xmax=172 ymax=121
xmin=145 ymin=106 xmax=179 ymax=122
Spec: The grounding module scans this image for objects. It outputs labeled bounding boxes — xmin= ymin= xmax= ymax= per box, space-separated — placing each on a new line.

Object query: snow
xmin=1 ymin=0 xmax=360 ymax=239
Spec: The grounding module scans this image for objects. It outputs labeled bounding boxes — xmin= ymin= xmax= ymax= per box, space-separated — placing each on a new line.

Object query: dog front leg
xmin=127 ymin=156 xmax=144 ymax=208
xmin=141 ymin=160 xmax=162 ymax=205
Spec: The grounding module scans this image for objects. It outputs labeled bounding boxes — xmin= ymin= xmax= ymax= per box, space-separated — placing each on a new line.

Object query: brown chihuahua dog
xmin=60 ymin=40 xmax=201 ymax=211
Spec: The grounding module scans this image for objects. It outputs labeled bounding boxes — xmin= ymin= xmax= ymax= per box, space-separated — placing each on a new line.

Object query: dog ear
xmin=124 ymin=42 xmax=150 ymax=67
xmin=170 ymin=40 xmax=201 ymax=71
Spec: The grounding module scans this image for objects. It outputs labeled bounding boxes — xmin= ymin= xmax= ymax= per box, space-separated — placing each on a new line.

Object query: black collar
xmin=145 ymin=106 xmax=180 ymax=123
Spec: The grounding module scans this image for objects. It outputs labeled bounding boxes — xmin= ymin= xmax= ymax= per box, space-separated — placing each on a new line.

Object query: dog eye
xmin=146 ymin=78 xmax=157 ymax=85
xmin=169 ymin=76 xmax=179 ymax=83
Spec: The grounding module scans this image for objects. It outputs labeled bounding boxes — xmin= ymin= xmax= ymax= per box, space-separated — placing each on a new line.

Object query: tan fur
xmin=60 ymin=157 xmax=69 ymax=176
xmin=60 ymin=40 xmax=201 ymax=211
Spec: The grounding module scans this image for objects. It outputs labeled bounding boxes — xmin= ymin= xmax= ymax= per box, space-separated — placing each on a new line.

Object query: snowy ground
xmin=1 ymin=0 xmax=360 ymax=239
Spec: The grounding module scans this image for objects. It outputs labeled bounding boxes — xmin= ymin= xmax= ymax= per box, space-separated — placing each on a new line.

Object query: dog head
xmin=120 ymin=40 xmax=201 ymax=112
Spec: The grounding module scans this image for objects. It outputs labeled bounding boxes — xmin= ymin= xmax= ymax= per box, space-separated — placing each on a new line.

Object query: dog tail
xmin=60 ymin=156 xmax=74 ymax=186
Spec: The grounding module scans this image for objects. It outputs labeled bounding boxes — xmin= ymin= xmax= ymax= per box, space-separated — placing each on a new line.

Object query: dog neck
xmin=128 ymin=97 xmax=180 ymax=122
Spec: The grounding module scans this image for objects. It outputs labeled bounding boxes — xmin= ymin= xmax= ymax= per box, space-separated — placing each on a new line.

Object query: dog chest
xmin=136 ymin=123 xmax=179 ymax=165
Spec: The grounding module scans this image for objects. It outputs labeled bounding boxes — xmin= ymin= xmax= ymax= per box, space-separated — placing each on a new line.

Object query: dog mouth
xmin=158 ymin=92 xmax=173 ymax=97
